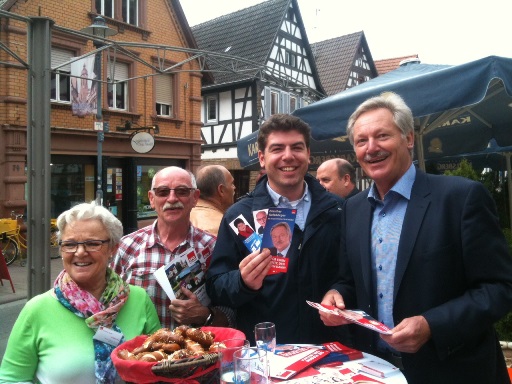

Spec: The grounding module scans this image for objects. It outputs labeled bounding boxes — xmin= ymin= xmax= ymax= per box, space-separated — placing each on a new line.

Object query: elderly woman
xmin=0 ymin=202 xmax=161 ymax=384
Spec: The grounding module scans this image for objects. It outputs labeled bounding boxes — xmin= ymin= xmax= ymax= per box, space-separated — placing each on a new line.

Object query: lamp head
xmin=81 ymin=16 xmax=117 ymax=39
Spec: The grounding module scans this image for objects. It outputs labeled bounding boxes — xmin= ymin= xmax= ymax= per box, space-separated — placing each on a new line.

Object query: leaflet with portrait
xmin=259 ymin=207 xmax=296 ymax=275
xmin=306 ymin=301 xmax=392 ymax=334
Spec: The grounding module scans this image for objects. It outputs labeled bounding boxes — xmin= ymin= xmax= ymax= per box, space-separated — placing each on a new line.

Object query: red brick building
xmin=0 ymin=0 xmax=204 ymax=232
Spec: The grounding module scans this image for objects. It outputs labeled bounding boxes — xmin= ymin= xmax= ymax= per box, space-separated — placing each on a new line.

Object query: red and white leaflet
xmin=270 ymin=346 xmax=330 ymax=380
xmin=306 ymin=301 xmax=392 ymax=335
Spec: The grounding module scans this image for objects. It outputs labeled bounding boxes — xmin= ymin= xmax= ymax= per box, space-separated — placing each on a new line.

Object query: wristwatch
xmin=204 ymin=307 xmax=215 ymax=326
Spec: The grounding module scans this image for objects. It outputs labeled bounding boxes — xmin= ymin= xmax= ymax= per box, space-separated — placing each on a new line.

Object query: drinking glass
xmin=233 ymin=347 xmax=269 ymax=384
xmin=219 ymin=338 xmax=250 ymax=384
xmin=254 ymin=322 xmax=276 ymax=354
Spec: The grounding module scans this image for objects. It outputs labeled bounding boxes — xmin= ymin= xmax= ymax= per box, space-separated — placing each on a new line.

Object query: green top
xmin=0 ymin=285 xmax=160 ymax=384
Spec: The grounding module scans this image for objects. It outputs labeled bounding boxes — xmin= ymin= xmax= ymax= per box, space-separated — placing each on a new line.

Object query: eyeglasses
xmin=59 ymin=239 xmax=110 ymax=253
xmin=152 ymin=186 xmax=195 ymax=198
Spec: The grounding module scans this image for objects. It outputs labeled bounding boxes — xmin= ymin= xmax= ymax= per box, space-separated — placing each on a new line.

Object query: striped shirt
xmin=111 ymin=220 xmax=216 ymax=328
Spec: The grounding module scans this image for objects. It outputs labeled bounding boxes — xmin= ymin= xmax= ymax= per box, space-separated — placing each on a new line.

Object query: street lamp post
xmin=81 ymin=16 xmax=117 ymax=205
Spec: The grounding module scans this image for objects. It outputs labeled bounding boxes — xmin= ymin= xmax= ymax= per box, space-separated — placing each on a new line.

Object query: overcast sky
xmin=179 ymin=0 xmax=511 ymax=65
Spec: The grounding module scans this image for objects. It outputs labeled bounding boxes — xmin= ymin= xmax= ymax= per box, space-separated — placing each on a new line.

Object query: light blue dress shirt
xmin=267 ymin=181 xmax=311 ymax=230
xmin=368 ymin=164 xmax=415 ymax=351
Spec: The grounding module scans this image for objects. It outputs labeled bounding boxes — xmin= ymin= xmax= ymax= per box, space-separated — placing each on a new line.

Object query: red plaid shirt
xmin=111 ymin=220 xmax=216 ymax=328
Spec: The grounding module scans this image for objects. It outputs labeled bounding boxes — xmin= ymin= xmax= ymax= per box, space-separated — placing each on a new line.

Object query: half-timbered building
xmin=311 ymin=31 xmax=378 ymax=96
xmin=191 ymin=0 xmax=324 ymax=196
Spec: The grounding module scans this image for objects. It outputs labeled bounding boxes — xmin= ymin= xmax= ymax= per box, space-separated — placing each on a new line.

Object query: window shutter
xmin=264 ymin=87 xmax=271 ymax=118
xmin=155 ymin=74 xmax=172 ymax=105
xmin=51 ymin=47 xmax=74 ymax=72
xmin=107 ymin=61 xmax=128 ymax=81
xmin=282 ymin=93 xmax=290 ymax=114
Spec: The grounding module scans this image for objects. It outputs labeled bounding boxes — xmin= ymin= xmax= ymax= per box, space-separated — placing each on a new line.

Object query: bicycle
xmin=1 ymin=212 xmax=59 ymax=266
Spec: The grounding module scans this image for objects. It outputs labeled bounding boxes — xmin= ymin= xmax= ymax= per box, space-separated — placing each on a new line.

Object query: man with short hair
xmin=316 ymin=158 xmax=359 ymax=199
xmin=206 ymin=114 xmax=345 ymax=345
xmin=190 ymin=165 xmax=235 ymax=236
xmin=269 ymin=222 xmax=292 ymax=256
xmin=111 ymin=166 xmax=231 ymax=328
xmin=255 ymin=210 xmax=267 ymax=234
xmin=320 ymin=92 xmax=512 ymax=383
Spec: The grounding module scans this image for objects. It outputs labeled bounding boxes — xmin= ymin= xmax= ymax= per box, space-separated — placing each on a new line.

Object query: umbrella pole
xmin=506 ymin=153 xmax=512 ymax=229
xmin=415 ymin=131 xmax=426 ymax=171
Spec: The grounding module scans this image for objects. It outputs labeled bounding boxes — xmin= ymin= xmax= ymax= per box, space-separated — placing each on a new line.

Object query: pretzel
xmin=138 ymin=350 xmax=167 ymax=362
xmin=185 ymin=327 xmax=215 ymax=347
xmin=117 ymin=326 xmax=215 ymax=361
xmin=117 ymin=349 xmax=138 ymax=360
xmin=209 ymin=341 xmax=226 ymax=352
xmin=184 ymin=337 xmax=206 ymax=356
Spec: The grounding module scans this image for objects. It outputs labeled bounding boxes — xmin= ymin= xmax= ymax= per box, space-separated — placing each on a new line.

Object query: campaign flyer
xmin=260 ymin=207 xmax=296 ymax=275
xmin=154 ymin=248 xmax=211 ymax=307
xmin=229 ymin=214 xmax=262 ymax=252
xmin=306 ymin=301 xmax=392 ymax=335
xmin=269 ymin=345 xmax=330 ymax=380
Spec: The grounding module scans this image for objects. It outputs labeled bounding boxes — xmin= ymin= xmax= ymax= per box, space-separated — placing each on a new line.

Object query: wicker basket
xmin=112 ymin=327 xmax=245 ymax=384
xmin=151 ymin=353 xmax=220 ymax=383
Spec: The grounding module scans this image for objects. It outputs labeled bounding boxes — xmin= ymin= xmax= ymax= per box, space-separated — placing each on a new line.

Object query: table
xmin=270 ymin=346 xmax=407 ymax=383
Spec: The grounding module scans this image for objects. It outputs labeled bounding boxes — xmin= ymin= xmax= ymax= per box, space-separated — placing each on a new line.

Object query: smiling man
xmin=319 ymin=92 xmax=512 ymax=383
xmin=110 ymin=166 xmax=231 ymax=329
xmin=206 ymin=114 xmax=346 ymax=345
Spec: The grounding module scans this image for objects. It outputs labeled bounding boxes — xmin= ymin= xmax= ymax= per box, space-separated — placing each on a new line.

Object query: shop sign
xmin=131 ymin=132 xmax=155 ymax=153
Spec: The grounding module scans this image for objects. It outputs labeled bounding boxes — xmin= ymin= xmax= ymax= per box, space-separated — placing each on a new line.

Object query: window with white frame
xmin=96 ymin=0 xmax=114 ymax=18
xmin=123 ymin=0 xmax=138 ymax=26
xmin=95 ymin=0 xmax=140 ymax=26
xmin=206 ymin=96 xmax=218 ymax=123
xmin=155 ymin=74 xmax=173 ymax=117
xmin=107 ymin=61 xmax=128 ymax=110
xmin=51 ymin=47 xmax=73 ymax=103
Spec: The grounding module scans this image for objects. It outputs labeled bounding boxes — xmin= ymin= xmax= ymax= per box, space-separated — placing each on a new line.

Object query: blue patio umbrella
xmin=291 ymin=55 xmax=512 ymax=222
xmin=292 ymin=55 xmax=512 ymax=169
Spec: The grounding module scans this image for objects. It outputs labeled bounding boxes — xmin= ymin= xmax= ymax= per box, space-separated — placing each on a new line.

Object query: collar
xmin=266 ymin=181 xmax=311 ymax=207
xmin=151 ymin=220 xmax=192 ymax=251
xmin=195 ymin=198 xmax=223 ymax=213
xmin=368 ymin=163 xmax=416 ymax=203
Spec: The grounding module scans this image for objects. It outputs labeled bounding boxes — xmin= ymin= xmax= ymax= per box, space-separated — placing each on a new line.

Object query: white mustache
xmin=364 ymin=151 xmax=390 ymax=162
xmin=163 ymin=202 xmax=184 ymax=210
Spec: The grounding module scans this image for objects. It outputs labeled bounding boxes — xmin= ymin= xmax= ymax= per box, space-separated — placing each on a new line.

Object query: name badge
xmin=93 ymin=326 xmax=123 ymax=346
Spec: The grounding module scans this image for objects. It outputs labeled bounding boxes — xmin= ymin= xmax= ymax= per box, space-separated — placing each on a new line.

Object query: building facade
xmin=0 ymin=0 xmax=203 ymax=233
xmin=192 ymin=0 xmax=325 ymax=194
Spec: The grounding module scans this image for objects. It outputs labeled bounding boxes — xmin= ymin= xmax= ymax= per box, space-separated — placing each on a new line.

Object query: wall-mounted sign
xmin=131 ymin=132 xmax=155 ymax=153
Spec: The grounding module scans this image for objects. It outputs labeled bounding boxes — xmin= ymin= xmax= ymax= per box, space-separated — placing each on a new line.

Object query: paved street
xmin=0 ymin=252 xmax=62 ymax=361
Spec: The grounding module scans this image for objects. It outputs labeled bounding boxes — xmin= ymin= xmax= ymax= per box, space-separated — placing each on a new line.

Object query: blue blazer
xmin=333 ymin=168 xmax=512 ymax=383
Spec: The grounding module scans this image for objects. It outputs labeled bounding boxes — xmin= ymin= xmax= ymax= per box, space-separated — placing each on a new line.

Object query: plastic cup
xmin=219 ymin=338 xmax=250 ymax=384
xmin=233 ymin=347 xmax=268 ymax=384
xmin=254 ymin=322 xmax=276 ymax=354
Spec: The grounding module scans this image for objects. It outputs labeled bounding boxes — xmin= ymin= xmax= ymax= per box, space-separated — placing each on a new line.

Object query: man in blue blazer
xmin=320 ymin=92 xmax=512 ymax=383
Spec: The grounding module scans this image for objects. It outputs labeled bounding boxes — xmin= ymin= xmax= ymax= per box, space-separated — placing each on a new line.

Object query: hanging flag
xmin=70 ymin=55 xmax=98 ymax=117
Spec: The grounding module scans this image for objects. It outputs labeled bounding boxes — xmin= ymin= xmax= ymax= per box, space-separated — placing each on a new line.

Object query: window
xmin=206 ymin=96 xmax=217 ymax=122
xmin=95 ymin=0 xmax=141 ymax=26
xmin=285 ymin=51 xmax=297 ymax=68
xmin=96 ymin=0 xmax=114 ymax=18
xmin=107 ymin=61 xmax=128 ymax=110
xmin=136 ymin=165 xmax=166 ymax=219
xmin=51 ymin=47 xmax=73 ymax=103
xmin=155 ymin=74 xmax=173 ymax=117
xmin=123 ymin=0 xmax=138 ymax=26
xmin=290 ymin=96 xmax=297 ymax=113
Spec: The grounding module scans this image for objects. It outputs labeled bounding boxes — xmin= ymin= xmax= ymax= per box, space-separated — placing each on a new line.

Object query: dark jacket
xmin=206 ymin=174 xmax=344 ymax=344
xmin=333 ymin=169 xmax=512 ymax=383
